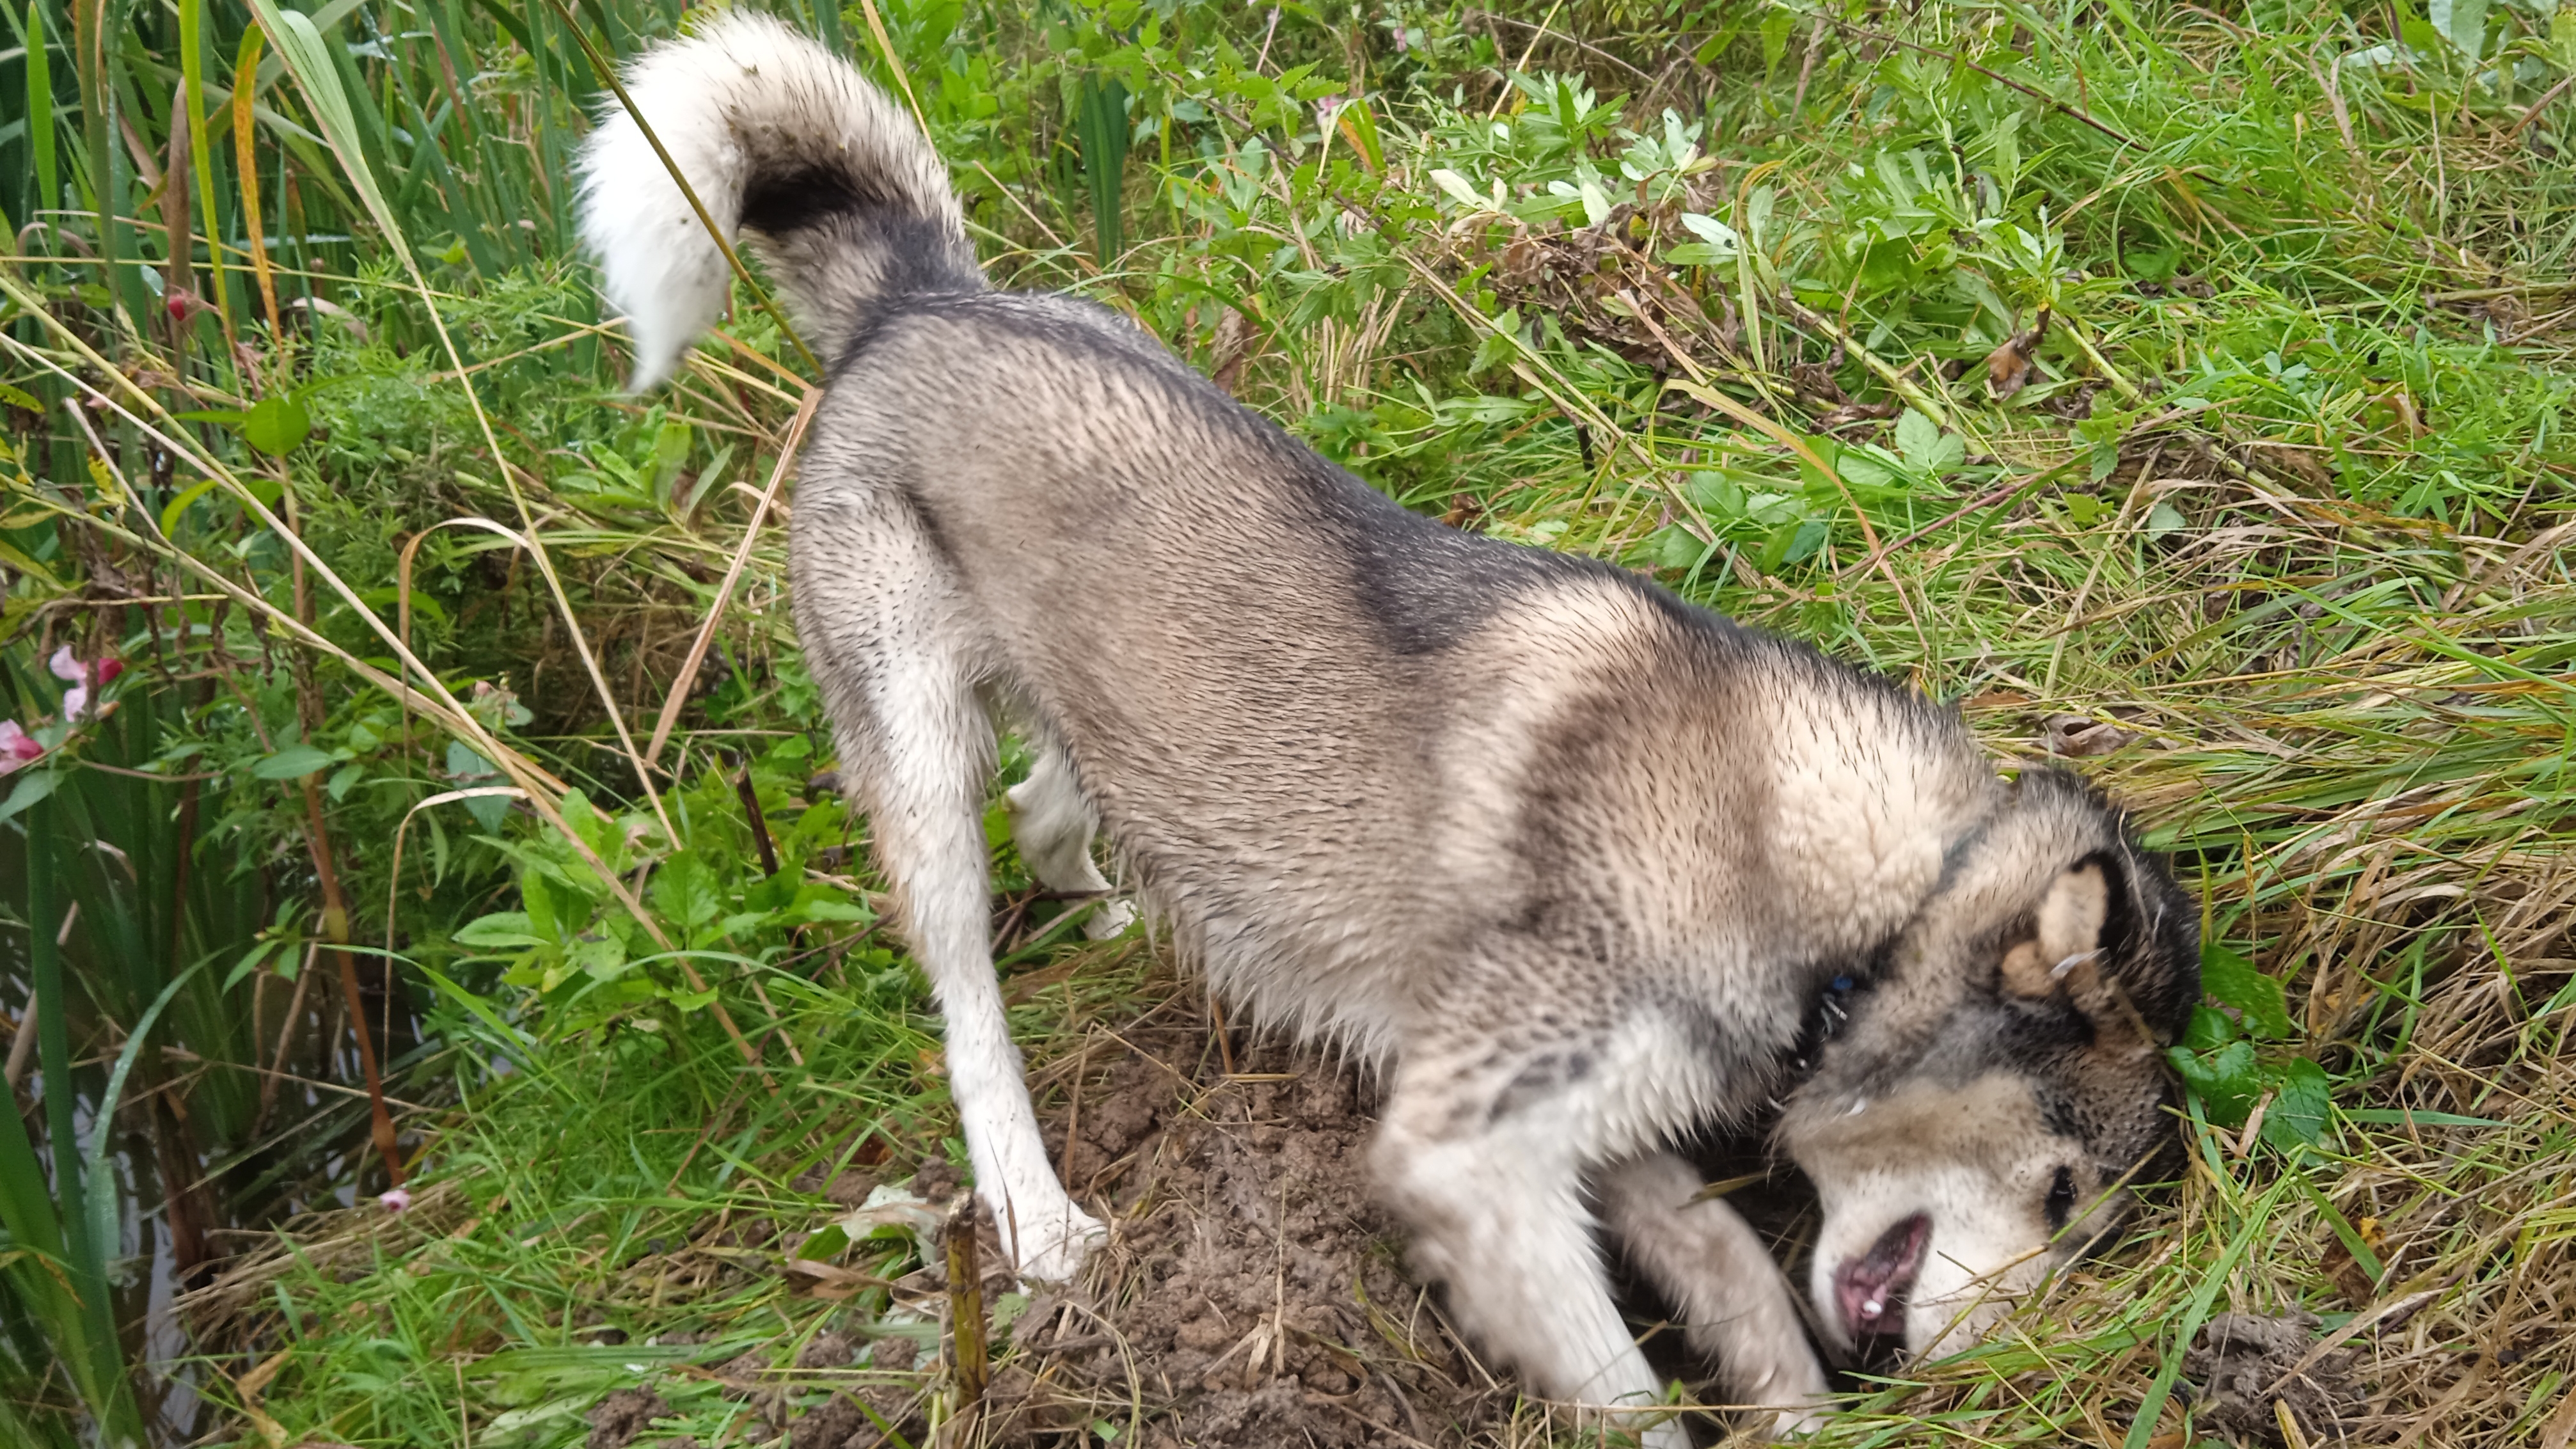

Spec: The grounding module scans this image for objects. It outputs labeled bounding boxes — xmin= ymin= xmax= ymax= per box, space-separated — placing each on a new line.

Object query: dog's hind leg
xmin=1373 ymin=1040 xmax=1689 ymax=1449
xmin=1599 ymin=1152 xmax=1831 ymax=1437
xmin=1005 ymin=735 xmax=1134 ymax=940
xmin=796 ymin=507 xmax=1103 ymax=1285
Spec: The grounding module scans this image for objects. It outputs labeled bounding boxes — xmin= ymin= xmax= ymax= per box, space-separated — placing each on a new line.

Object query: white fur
xmin=789 ymin=493 xmax=1103 ymax=1282
xmin=1373 ymin=1049 xmax=1685 ymax=1448
xmin=1796 ymin=1075 xmax=2105 ymax=1360
xmin=1600 ymin=1153 xmax=1832 ymax=1437
xmin=1006 ymin=739 xmax=1136 ymax=940
xmin=575 ymin=12 xmax=957 ymax=388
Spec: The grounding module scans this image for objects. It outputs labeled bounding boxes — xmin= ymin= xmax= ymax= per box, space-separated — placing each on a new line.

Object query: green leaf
xmin=715 ymin=910 xmax=776 ymax=938
xmin=0 ymin=768 xmax=60 ymax=825
xmin=1663 ymin=242 xmax=1735 ymax=267
xmin=650 ymin=853 xmax=723 ymax=935
xmin=1428 ymin=167 xmax=1487 ymax=210
xmin=253 ymin=744 xmax=340 ymax=779
xmin=1575 ymin=175 xmax=1612 ymax=228
xmin=223 ymin=939 xmax=282 ymax=991
xmin=1678 ymin=212 xmax=1740 ymax=257
xmin=2341 ymin=1107 xmax=2507 ymax=1128
xmin=1836 ymin=450 xmax=1900 ymax=490
xmin=2200 ymin=942 xmax=2293 ymax=1039
xmin=2169 ymin=1038 xmax=2261 ymax=1128
xmin=453 ymin=912 xmax=543 ymax=950
xmin=157 ymin=477 xmax=226 ymax=537
xmin=796 ymin=1224 xmax=851 ymax=1261
xmin=1760 ymin=7 xmax=1796 ymax=76
xmin=2179 ymin=1004 xmax=2240 ymax=1052
xmin=2146 ymin=500 xmax=2188 ymax=540
xmin=570 ymin=933 xmax=628 ymax=983
xmin=2429 ymin=0 xmax=2486 ymax=57
xmin=1894 ymin=409 xmax=1940 ymax=468
xmin=2259 ymin=1057 xmax=2332 ymax=1150
xmin=239 ymin=394 xmax=312 ymax=455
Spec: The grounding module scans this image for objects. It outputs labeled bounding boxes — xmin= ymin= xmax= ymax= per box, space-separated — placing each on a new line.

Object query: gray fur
xmin=581 ymin=22 xmax=2199 ymax=1443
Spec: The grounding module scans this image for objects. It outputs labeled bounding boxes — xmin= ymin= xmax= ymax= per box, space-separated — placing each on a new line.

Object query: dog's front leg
xmin=1599 ymin=1152 xmax=1833 ymax=1438
xmin=1373 ymin=1047 xmax=1686 ymax=1449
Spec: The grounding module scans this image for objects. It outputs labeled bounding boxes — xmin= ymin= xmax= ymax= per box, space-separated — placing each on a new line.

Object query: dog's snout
xmin=1832 ymin=1212 xmax=1931 ymax=1347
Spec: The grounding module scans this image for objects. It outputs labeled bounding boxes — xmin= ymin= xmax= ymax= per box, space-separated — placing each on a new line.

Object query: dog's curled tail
xmin=576 ymin=13 xmax=977 ymax=390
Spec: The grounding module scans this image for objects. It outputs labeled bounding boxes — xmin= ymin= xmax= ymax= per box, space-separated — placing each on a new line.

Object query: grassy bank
xmin=2 ymin=0 xmax=2570 ymax=1445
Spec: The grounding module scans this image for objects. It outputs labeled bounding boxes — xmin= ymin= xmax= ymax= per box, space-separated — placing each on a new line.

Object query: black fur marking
xmin=739 ymin=163 xmax=880 ymax=237
xmin=2045 ymin=1165 xmax=2077 ymax=1231
xmin=2031 ymin=1077 xmax=2089 ymax=1140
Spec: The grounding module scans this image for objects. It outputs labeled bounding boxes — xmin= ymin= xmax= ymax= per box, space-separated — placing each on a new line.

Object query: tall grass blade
xmin=21 ymin=1 xmax=55 ymax=229
xmin=1077 ymin=72 xmax=1129 ymax=264
xmin=24 ymin=796 xmax=141 ymax=1445
xmin=230 ymin=25 xmax=281 ymax=344
xmin=178 ymin=0 xmax=227 ymax=329
xmin=77 ymin=967 xmax=202 ymax=1264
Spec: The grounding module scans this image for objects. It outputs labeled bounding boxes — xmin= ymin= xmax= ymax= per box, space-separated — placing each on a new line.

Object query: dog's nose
xmin=1833 ymin=1212 xmax=1931 ymax=1345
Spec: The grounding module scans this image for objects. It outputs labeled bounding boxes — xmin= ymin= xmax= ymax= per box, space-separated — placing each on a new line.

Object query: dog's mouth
xmin=1833 ymin=1212 xmax=1931 ymax=1353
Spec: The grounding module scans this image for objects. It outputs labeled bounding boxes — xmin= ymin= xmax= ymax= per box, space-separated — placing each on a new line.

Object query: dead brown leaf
xmin=1986 ymin=305 xmax=2054 ymax=400
xmin=2044 ymin=711 xmax=2143 ymax=757
xmin=2320 ymin=1241 xmax=2378 ymax=1307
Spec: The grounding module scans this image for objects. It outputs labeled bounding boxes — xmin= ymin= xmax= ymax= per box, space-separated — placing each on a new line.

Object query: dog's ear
xmin=2000 ymin=860 xmax=2111 ymax=999
xmin=2001 ymin=855 xmax=2171 ymax=1049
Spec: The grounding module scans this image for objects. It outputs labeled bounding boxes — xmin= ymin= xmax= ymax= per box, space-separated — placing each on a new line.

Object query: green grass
xmin=1 ymin=0 xmax=2572 ymax=1445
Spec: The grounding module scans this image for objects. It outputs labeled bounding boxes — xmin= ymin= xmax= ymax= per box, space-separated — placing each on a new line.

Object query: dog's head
xmin=1776 ymin=767 xmax=2197 ymax=1364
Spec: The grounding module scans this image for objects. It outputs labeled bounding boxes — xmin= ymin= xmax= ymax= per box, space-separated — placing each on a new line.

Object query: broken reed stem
xmin=944 ymin=1194 xmax=988 ymax=1423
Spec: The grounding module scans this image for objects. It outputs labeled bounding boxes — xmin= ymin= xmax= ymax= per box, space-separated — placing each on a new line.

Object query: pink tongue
xmin=1836 ymin=1213 xmax=1931 ymax=1338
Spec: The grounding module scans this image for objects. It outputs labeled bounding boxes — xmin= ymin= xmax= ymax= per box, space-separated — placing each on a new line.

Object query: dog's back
xmin=800 ymin=287 xmax=1996 ymax=1063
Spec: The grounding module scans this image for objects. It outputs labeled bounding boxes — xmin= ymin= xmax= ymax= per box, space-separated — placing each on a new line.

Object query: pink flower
xmin=48 ymin=646 xmax=123 ymax=722
xmin=379 ymin=1187 xmax=413 ymax=1214
xmin=0 ymin=721 xmax=42 ymax=775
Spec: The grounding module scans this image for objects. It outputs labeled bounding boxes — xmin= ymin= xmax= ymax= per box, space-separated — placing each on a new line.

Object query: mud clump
xmin=586 ymin=1388 xmax=672 ymax=1449
xmin=979 ymin=1025 xmax=1509 ymax=1447
xmin=2185 ymin=1311 xmax=2364 ymax=1445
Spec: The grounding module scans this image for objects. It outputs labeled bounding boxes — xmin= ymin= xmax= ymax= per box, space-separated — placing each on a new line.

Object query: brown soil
xmin=588 ymin=1388 xmax=676 ymax=1449
xmin=974 ymin=1015 xmax=1519 ymax=1448
xmin=2183 ymin=1311 xmax=2365 ymax=1446
xmin=774 ymin=998 xmax=1807 ymax=1449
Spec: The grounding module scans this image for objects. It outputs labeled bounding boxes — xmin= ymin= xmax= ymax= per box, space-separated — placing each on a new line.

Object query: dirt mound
xmin=2184 ymin=1311 xmax=2365 ymax=1446
xmin=968 ymin=1020 xmax=1516 ymax=1447
xmin=587 ymin=1388 xmax=675 ymax=1449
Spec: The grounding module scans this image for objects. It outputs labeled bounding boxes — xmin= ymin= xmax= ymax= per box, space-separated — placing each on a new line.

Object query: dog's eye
xmin=2045 ymin=1166 xmax=2077 ymax=1231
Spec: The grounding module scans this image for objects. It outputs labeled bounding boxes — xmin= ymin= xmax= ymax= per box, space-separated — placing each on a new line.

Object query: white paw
xmin=1083 ymin=898 xmax=1137 ymax=940
xmin=1764 ymin=1404 xmax=1833 ymax=1441
xmin=1733 ymin=1334 xmax=1831 ymax=1439
xmin=1003 ymin=1201 xmax=1106 ymax=1286
xmin=1633 ymin=1414 xmax=1693 ymax=1449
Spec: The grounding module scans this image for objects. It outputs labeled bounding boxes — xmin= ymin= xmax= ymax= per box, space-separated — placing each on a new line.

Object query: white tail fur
xmin=574 ymin=13 xmax=973 ymax=389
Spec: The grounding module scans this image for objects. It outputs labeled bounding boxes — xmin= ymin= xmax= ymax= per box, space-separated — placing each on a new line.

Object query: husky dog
xmin=580 ymin=17 xmax=2199 ymax=1442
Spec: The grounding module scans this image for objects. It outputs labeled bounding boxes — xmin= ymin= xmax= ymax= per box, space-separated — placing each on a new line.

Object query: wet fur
xmin=580 ymin=18 xmax=2199 ymax=1443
